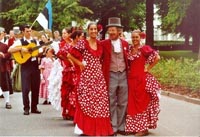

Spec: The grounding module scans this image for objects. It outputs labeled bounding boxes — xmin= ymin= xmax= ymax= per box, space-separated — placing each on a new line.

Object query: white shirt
xmin=51 ymin=41 xmax=60 ymax=54
xmin=0 ymin=38 xmax=8 ymax=45
xmin=10 ymin=37 xmax=41 ymax=61
xmin=111 ymin=38 xmax=121 ymax=53
xmin=11 ymin=36 xmax=36 ymax=46
xmin=11 ymin=37 xmax=42 ymax=52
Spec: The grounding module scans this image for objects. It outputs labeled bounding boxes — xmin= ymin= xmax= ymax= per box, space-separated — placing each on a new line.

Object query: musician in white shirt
xmin=8 ymin=24 xmax=41 ymax=115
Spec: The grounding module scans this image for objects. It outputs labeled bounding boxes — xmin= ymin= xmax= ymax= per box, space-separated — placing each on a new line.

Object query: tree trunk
xmin=101 ymin=28 xmax=107 ymax=40
xmin=192 ymin=34 xmax=200 ymax=53
xmin=198 ymin=42 xmax=200 ymax=60
xmin=145 ymin=0 xmax=154 ymax=47
xmin=184 ymin=34 xmax=189 ymax=46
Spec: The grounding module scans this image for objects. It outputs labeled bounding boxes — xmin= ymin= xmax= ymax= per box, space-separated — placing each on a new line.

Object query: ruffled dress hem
xmin=48 ymin=59 xmax=63 ymax=111
xmin=125 ymin=73 xmax=161 ymax=133
xmin=74 ymin=104 xmax=114 ymax=136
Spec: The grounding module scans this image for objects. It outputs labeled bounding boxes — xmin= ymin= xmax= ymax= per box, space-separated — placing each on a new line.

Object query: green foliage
xmin=0 ymin=0 xmax=18 ymax=31
xmin=151 ymin=58 xmax=200 ymax=91
xmin=130 ymin=2 xmax=146 ymax=30
xmin=79 ymin=0 xmax=145 ymax=31
xmin=0 ymin=0 xmax=146 ymax=33
xmin=0 ymin=0 xmax=93 ymax=31
xmin=156 ymin=0 xmax=191 ymax=34
xmin=156 ymin=0 xmax=200 ymax=53
xmin=53 ymin=0 xmax=93 ymax=30
xmin=0 ymin=0 xmax=45 ymax=26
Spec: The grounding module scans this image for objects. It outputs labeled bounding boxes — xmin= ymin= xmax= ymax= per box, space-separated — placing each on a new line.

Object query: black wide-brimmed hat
xmin=106 ymin=17 xmax=123 ymax=28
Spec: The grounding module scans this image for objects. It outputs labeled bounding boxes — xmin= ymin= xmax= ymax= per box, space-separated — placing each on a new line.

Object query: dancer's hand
xmin=20 ymin=47 xmax=29 ymax=53
xmin=78 ymin=61 xmax=86 ymax=72
xmin=0 ymin=52 xmax=4 ymax=58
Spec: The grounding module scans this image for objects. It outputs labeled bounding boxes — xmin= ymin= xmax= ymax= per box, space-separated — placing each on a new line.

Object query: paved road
xmin=0 ymin=92 xmax=200 ymax=136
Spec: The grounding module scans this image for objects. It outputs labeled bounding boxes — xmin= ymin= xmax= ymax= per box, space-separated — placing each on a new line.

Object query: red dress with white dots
xmin=57 ymin=40 xmax=77 ymax=118
xmin=70 ymin=40 xmax=113 ymax=136
xmin=125 ymin=45 xmax=161 ymax=133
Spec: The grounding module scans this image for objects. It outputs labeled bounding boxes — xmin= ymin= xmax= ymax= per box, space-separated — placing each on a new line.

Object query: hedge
xmin=151 ymin=58 xmax=200 ymax=91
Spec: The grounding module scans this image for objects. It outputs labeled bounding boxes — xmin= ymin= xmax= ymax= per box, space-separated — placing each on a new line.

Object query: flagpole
xmin=31 ymin=0 xmax=52 ymax=30
xmin=30 ymin=19 xmax=37 ymax=29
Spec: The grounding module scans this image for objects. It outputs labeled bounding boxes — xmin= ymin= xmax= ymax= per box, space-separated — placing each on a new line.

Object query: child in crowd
xmin=39 ymin=48 xmax=55 ymax=104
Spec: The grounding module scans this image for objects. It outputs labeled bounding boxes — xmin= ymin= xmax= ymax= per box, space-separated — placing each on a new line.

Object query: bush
xmin=151 ymin=58 xmax=200 ymax=91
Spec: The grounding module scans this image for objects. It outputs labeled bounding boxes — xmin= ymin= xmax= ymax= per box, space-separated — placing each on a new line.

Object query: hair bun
xmin=132 ymin=29 xmax=146 ymax=39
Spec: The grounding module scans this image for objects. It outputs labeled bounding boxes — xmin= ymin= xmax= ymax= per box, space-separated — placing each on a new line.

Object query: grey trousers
xmin=109 ymin=71 xmax=128 ymax=132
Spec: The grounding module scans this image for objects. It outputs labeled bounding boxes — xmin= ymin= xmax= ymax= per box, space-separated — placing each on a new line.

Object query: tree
xmin=0 ymin=0 xmax=18 ymax=32
xmin=1 ymin=0 xmax=156 ymax=44
xmin=156 ymin=0 xmax=200 ymax=53
xmin=53 ymin=0 xmax=93 ymax=31
xmin=146 ymin=0 xmax=154 ymax=46
xmin=0 ymin=0 xmax=93 ymax=32
xmin=182 ymin=0 xmax=200 ymax=53
xmin=79 ymin=0 xmax=146 ymax=39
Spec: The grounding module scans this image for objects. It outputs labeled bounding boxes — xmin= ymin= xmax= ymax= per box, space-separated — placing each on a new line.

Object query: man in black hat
xmin=101 ymin=17 xmax=129 ymax=135
xmin=8 ymin=24 xmax=41 ymax=115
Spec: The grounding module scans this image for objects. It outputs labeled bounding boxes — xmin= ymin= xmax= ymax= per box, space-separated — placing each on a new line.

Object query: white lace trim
xmin=48 ymin=59 xmax=63 ymax=111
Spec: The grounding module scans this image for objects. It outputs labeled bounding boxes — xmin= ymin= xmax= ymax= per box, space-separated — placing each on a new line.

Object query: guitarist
xmin=8 ymin=24 xmax=41 ymax=115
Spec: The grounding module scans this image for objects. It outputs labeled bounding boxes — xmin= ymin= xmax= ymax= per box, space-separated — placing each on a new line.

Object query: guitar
xmin=12 ymin=41 xmax=53 ymax=64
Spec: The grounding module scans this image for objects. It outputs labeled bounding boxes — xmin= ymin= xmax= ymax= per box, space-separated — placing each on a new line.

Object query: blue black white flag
xmin=36 ymin=0 xmax=52 ymax=30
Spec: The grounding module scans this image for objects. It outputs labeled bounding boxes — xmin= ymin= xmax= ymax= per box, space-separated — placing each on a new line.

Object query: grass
xmin=154 ymin=40 xmax=192 ymax=46
xmin=159 ymin=50 xmax=198 ymax=60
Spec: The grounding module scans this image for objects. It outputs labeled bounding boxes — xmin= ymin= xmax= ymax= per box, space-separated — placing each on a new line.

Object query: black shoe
xmin=31 ymin=109 xmax=41 ymax=114
xmin=43 ymin=100 xmax=48 ymax=105
xmin=24 ymin=110 xmax=29 ymax=115
xmin=79 ymin=134 xmax=87 ymax=136
xmin=5 ymin=103 xmax=12 ymax=109
xmin=65 ymin=115 xmax=74 ymax=121
xmin=0 ymin=95 xmax=4 ymax=98
xmin=109 ymin=132 xmax=117 ymax=136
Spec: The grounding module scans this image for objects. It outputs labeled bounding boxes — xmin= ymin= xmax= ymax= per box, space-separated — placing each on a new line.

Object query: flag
xmin=36 ymin=0 xmax=52 ymax=30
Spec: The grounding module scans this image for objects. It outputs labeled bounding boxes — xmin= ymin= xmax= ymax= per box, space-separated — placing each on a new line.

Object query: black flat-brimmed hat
xmin=106 ymin=17 xmax=123 ymax=28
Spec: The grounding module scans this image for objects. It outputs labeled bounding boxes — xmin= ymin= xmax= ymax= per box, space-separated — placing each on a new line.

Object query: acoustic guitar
xmin=12 ymin=41 xmax=52 ymax=64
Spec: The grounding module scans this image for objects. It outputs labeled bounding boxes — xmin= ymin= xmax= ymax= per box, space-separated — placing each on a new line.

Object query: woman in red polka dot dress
xmin=68 ymin=23 xmax=113 ymax=136
xmin=125 ymin=30 xmax=161 ymax=136
xmin=57 ymin=27 xmax=75 ymax=120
